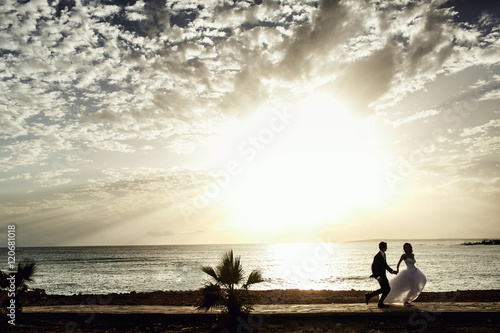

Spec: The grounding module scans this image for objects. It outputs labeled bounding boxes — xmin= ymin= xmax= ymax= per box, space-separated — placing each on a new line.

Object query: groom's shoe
xmin=378 ymin=303 xmax=390 ymax=308
xmin=364 ymin=294 xmax=370 ymax=305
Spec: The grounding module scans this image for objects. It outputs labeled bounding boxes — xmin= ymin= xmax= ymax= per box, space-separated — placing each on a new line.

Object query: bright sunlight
xmin=219 ymin=93 xmax=390 ymax=235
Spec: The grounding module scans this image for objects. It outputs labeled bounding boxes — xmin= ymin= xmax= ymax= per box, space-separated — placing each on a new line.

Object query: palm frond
xmin=18 ymin=259 xmax=37 ymax=281
xmin=201 ymin=266 xmax=219 ymax=282
xmin=16 ymin=259 xmax=37 ymax=291
xmin=0 ymin=270 xmax=10 ymax=289
xmin=233 ymin=255 xmax=243 ymax=283
xmin=200 ymin=282 xmax=223 ymax=294
xmin=244 ymin=269 xmax=265 ymax=289
xmin=197 ymin=283 xmax=224 ymax=312
xmin=219 ymin=250 xmax=243 ymax=287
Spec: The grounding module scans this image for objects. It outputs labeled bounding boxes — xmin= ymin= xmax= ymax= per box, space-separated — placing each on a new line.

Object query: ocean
xmin=5 ymin=241 xmax=500 ymax=295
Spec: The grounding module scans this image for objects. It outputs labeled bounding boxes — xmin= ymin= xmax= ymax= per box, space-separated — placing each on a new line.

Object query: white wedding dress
xmin=385 ymin=258 xmax=426 ymax=304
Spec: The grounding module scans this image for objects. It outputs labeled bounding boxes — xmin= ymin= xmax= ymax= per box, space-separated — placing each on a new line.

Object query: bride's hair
xmin=403 ymin=243 xmax=413 ymax=253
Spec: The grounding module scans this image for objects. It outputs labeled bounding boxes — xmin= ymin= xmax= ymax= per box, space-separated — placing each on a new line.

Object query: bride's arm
xmin=396 ymin=254 xmax=404 ymax=272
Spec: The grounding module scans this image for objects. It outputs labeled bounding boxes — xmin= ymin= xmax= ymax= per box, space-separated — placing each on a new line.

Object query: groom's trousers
xmin=367 ymin=276 xmax=391 ymax=305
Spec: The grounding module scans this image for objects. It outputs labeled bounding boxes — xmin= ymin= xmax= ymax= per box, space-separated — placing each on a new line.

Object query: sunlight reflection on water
xmin=9 ymin=241 xmax=500 ymax=295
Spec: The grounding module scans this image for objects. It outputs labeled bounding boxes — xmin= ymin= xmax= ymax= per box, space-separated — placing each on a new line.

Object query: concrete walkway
xmin=23 ymin=302 xmax=500 ymax=315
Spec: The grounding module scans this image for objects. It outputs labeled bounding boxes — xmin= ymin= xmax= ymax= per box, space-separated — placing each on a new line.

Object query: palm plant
xmin=197 ymin=250 xmax=264 ymax=331
xmin=0 ymin=259 xmax=37 ymax=316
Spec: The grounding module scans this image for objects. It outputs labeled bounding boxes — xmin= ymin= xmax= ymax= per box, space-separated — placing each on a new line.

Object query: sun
xmin=219 ymin=93 xmax=390 ymax=235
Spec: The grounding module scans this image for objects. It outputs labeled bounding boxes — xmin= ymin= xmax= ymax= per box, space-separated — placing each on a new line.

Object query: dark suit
xmin=367 ymin=251 xmax=394 ymax=306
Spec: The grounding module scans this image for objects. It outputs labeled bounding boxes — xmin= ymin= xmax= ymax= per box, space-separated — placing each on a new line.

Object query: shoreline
xmin=23 ymin=289 xmax=500 ymax=306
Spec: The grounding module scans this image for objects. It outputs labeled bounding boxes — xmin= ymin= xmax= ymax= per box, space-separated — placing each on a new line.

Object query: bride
xmin=385 ymin=243 xmax=426 ymax=306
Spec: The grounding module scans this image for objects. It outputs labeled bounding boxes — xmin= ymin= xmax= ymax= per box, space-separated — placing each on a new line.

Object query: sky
xmin=1 ymin=0 xmax=499 ymax=247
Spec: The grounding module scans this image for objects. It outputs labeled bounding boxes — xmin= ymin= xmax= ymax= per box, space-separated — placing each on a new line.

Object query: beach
xmin=4 ymin=289 xmax=500 ymax=332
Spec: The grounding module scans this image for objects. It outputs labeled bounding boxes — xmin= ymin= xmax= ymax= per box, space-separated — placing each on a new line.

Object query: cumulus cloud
xmin=460 ymin=119 xmax=500 ymax=137
xmin=392 ymin=109 xmax=441 ymax=128
xmin=33 ymin=169 xmax=76 ymax=187
xmin=0 ymin=173 xmax=31 ymax=183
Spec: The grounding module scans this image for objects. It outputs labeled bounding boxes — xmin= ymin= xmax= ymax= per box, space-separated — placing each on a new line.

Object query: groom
xmin=365 ymin=241 xmax=397 ymax=308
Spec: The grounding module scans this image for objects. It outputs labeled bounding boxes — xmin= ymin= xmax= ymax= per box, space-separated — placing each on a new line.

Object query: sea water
xmin=5 ymin=241 xmax=500 ymax=295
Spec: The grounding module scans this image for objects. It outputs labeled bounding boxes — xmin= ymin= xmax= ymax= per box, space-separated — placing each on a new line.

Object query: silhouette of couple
xmin=365 ymin=241 xmax=427 ymax=308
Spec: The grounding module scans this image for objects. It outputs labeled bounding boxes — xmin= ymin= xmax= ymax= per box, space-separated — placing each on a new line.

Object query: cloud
xmin=474 ymin=75 xmax=500 ymax=101
xmin=405 ymin=9 xmax=456 ymax=76
xmin=0 ymin=140 xmax=49 ymax=172
xmin=33 ymin=169 xmax=76 ymax=187
xmin=0 ymin=110 xmax=28 ymax=140
xmin=392 ymin=109 xmax=441 ymax=128
xmin=460 ymin=118 xmax=500 ymax=137
xmin=1 ymin=0 xmax=494 ymax=168
xmin=331 ymin=42 xmax=400 ymax=115
xmin=276 ymin=0 xmax=354 ymax=81
xmin=0 ymin=166 xmax=225 ymax=245
xmin=0 ymin=173 xmax=31 ymax=183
